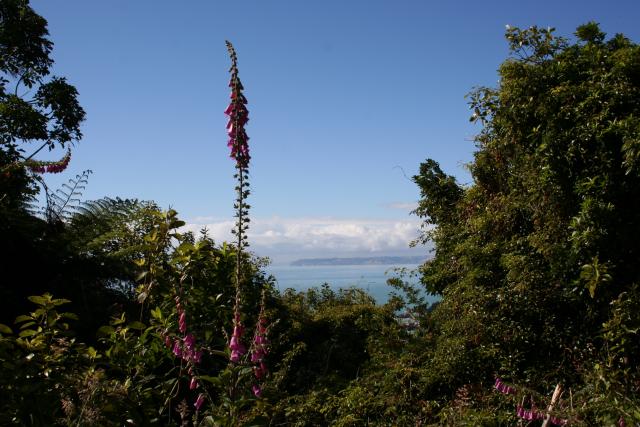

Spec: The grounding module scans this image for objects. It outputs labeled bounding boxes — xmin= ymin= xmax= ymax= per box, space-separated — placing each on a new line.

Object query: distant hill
xmin=290 ymin=256 xmax=426 ymax=266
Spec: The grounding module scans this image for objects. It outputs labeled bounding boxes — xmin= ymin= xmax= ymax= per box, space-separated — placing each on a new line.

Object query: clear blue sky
xmin=30 ymin=0 xmax=640 ymax=262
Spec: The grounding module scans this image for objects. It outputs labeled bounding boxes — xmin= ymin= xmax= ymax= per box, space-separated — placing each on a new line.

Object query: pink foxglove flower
xmin=183 ymin=333 xmax=195 ymax=350
xmin=254 ymin=361 xmax=267 ymax=380
xmin=194 ymin=393 xmax=205 ymax=410
xmin=494 ymin=377 xmax=515 ymax=394
xmin=252 ymin=384 xmax=262 ymax=398
xmin=249 ymin=297 xmax=270 ymax=379
xmin=250 ymin=348 xmax=265 ymax=363
xmin=189 ymin=377 xmax=198 ymax=390
xmin=171 ymin=296 xmax=203 ymax=362
xmin=172 ymin=340 xmax=182 ymax=358
xmin=229 ymin=311 xmax=246 ymax=362
xmin=230 ymin=343 xmax=246 ymax=362
xmin=224 ymin=41 xmax=250 ymax=168
xmin=26 ymin=149 xmax=72 ymax=174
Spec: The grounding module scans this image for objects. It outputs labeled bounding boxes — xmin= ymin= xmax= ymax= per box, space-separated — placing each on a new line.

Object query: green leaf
xmin=0 ymin=324 xmax=12 ymax=334
xmin=112 ymin=313 xmax=127 ymax=325
xmin=19 ymin=321 xmax=36 ymax=330
xmin=19 ymin=329 xmax=38 ymax=337
xmin=61 ymin=312 xmax=79 ymax=320
xmin=128 ymin=321 xmax=146 ymax=330
xmin=15 ymin=315 xmax=32 ymax=324
xmin=86 ymin=346 xmax=100 ymax=359
xmin=238 ymin=367 xmax=254 ymax=377
xmin=150 ymin=307 xmax=163 ymax=320
xmin=27 ymin=295 xmax=49 ymax=306
xmin=47 ymin=311 xmax=58 ymax=327
xmin=97 ymin=325 xmax=115 ymax=337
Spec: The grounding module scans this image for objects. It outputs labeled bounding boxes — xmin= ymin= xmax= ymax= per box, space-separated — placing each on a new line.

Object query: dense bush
xmin=413 ymin=23 xmax=640 ymax=424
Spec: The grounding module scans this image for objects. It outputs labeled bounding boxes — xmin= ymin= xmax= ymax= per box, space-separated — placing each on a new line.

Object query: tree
xmin=414 ymin=23 xmax=640 ymax=422
xmin=0 ymin=0 xmax=94 ymax=337
xmin=0 ymin=0 xmax=85 ymax=211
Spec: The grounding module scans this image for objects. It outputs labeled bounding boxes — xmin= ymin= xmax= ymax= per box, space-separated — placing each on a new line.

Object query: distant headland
xmin=290 ymin=256 xmax=426 ymax=266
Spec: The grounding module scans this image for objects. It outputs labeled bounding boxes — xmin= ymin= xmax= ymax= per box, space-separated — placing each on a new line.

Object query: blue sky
xmin=30 ymin=0 xmax=640 ymax=263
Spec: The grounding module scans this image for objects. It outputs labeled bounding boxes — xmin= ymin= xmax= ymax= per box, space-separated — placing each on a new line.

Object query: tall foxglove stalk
xmin=224 ymin=42 xmax=271 ymax=412
xmin=225 ymin=40 xmax=250 ymax=364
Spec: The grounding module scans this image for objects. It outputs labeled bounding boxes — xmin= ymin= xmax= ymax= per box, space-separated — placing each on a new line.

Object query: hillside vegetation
xmin=1 ymin=2 xmax=639 ymax=424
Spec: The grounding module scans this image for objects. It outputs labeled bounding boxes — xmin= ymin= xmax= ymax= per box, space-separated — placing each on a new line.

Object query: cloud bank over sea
xmin=182 ymin=216 xmax=429 ymax=264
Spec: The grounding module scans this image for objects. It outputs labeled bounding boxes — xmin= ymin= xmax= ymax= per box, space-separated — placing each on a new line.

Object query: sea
xmin=264 ymin=264 xmax=436 ymax=305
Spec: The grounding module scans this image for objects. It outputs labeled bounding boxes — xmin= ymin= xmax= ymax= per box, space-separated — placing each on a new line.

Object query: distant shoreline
xmin=290 ymin=256 xmax=426 ymax=266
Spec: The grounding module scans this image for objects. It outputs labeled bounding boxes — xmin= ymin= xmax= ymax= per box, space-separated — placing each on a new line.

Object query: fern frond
xmin=46 ymin=169 xmax=92 ymax=222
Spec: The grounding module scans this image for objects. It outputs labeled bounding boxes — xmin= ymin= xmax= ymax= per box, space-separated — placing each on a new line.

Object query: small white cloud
xmin=383 ymin=202 xmax=418 ymax=211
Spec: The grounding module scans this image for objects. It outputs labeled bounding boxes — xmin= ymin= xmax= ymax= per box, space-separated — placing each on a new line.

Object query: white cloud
xmin=383 ymin=201 xmax=419 ymax=211
xmin=182 ymin=216 xmax=427 ymax=264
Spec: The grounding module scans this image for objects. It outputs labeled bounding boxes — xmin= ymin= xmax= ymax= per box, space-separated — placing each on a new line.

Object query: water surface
xmin=265 ymin=264 xmax=430 ymax=304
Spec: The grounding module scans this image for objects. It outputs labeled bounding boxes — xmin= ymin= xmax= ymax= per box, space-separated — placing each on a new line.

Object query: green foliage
xmin=0 ymin=0 xmax=99 ymax=342
xmin=0 ymin=0 xmax=85 ymax=212
xmin=0 ymin=0 xmax=84 ymax=147
xmin=0 ymin=294 xmax=95 ymax=425
xmin=0 ymin=203 xmax=272 ymax=425
xmin=95 ymin=312 xmax=178 ymax=424
xmin=577 ymin=287 xmax=640 ymax=424
xmin=266 ymin=285 xmax=411 ymax=425
xmin=270 ymin=285 xmax=386 ymax=392
xmin=575 ymin=21 xmax=606 ymax=44
xmin=0 ymin=197 xmax=163 ymax=342
xmin=2 ymin=5 xmax=640 ymax=424
xmin=0 ymin=0 xmax=52 ymax=85
xmin=119 ymin=207 xmax=272 ymax=424
xmin=41 ymin=169 xmax=92 ymax=223
xmin=413 ymin=22 xmax=640 ymax=422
